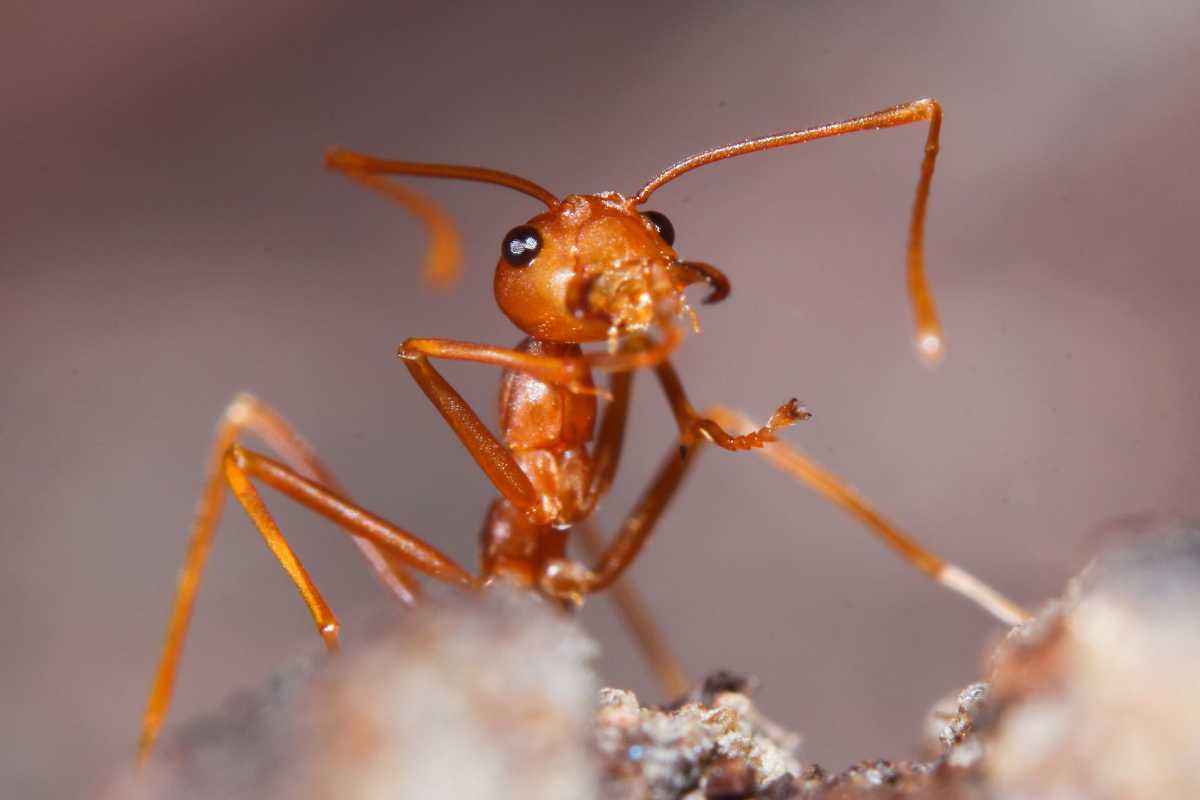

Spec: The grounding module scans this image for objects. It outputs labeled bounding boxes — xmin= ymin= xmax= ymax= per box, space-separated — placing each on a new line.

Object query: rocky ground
xmin=109 ymin=517 xmax=1200 ymax=799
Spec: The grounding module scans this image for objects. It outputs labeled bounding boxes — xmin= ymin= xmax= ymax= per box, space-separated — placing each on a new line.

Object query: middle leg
xmin=139 ymin=393 xmax=420 ymax=762
xmin=226 ymin=445 xmax=478 ymax=594
xmin=575 ymin=369 xmax=691 ymax=698
xmin=572 ymin=519 xmax=691 ymax=699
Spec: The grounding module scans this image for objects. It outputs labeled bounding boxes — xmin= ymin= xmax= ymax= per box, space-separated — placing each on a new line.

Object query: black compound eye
xmin=641 ymin=210 xmax=675 ymax=246
xmin=501 ymin=225 xmax=542 ymax=266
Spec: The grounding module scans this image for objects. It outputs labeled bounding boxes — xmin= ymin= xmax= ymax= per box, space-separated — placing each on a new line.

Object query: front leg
xmin=397 ymin=333 xmax=689 ymax=517
xmin=402 ymin=329 xmax=683 ymax=394
xmin=401 ymin=338 xmax=595 ymax=395
xmin=540 ymin=365 xmax=810 ymax=601
xmin=652 ymin=358 xmax=809 ymax=451
xmin=398 ymin=339 xmax=542 ymax=514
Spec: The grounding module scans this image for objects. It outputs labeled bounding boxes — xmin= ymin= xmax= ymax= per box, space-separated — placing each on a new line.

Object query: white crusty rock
xmin=111 ymin=586 xmax=600 ymax=800
xmin=594 ymin=676 xmax=803 ymax=799
xmin=980 ymin=517 xmax=1200 ymax=799
xmin=109 ymin=518 xmax=1200 ymax=800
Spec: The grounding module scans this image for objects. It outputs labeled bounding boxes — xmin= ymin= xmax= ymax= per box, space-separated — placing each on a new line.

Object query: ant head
xmin=324 ymin=149 xmax=730 ymax=350
xmin=493 ymin=193 xmax=728 ymax=344
xmin=327 ymin=98 xmax=947 ymax=362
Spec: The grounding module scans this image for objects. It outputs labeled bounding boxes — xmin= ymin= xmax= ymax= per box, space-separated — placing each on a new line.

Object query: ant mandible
xmin=137 ymin=99 xmax=1028 ymax=763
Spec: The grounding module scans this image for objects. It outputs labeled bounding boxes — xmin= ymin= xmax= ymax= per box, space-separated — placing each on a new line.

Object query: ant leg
xmin=653 ymin=359 xmax=809 ymax=452
xmin=140 ymin=445 xmax=476 ymax=765
xmin=705 ymin=406 xmax=1028 ymax=626
xmin=574 ymin=519 xmax=691 ymax=699
xmin=587 ymin=370 xmax=634 ymax=505
xmin=541 ymin=362 xmax=807 ymax=599
xmin=396 ymin=335 xmax=686 ymax=518
xmin=223 ymin=446 xmax=476 ymax=589
xmin=586 ymin=339 xmax=781 ymax=498
xmin=138 ymin=394 xmax=419 ymax=763
xmin=398 ymin=342 xmax=541 ymax=513
xmin=575 ymin=371 xmax=691 ymax=698
xmin=399 ymin=335 xmax=726 ymax=481
xmin=220 ymin=447 xmax=341 ymax=649
xmin=224 ymin=394 xmax=419 ymax=598
xmin=401 ymin=331 xmax=684 ymax=399
xmin=544 ymin=436 xmax=707 ymax=599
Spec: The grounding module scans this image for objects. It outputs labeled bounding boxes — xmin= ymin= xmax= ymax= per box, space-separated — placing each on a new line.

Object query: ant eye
xmin=641 ymin=210 xmax=675 ymax=246
xmin=501 ymin=225 xmax=542 ymax=266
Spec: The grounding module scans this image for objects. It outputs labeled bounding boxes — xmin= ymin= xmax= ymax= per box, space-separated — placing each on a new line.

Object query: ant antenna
xmin=325 ymin=148 xmax=559 ymax=288
xmin=633 ymin=99 xmax=945 ymax=364
xmin=325 ymin=149 xmax=559 ymax=207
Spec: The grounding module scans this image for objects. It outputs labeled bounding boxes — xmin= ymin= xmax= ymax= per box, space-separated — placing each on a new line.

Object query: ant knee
xmin=224 ymin=392 xmax=260 ymax=426
xmin=222 ymin=443 xmax=253 ymax=471
xmin=396 ymin=339 xmax=424 ymax=362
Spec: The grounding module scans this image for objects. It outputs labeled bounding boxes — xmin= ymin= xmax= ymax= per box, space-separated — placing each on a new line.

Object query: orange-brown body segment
xmin=489 ymin=338 xmax=597 ymax=554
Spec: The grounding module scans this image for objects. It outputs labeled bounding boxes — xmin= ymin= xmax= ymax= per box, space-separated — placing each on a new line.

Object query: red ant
xmin=137 ymin=99 xmax=1027 ymax=763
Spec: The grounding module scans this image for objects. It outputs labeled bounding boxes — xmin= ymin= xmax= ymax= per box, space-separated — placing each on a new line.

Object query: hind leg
xmin=138 ymin=394 xmax=450 ymax=762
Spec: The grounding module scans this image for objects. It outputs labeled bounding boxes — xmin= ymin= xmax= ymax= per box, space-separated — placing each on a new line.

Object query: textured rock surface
xmin=109 ymin=586 xmax=600 ymax=800
xmin=109 ymin=520 xmax=1200 ymax=799
xmin=591 ymin=520 xmax=1200 ymax=799
xmin=594 ymin=674 xmax=803 ymax=800
xmin=978 ymin=517 xmax=1200 ymax=799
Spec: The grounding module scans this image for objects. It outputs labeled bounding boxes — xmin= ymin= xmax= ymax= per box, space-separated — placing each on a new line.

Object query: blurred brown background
xmin=3 ymin=2 xmax=1199 ymax=797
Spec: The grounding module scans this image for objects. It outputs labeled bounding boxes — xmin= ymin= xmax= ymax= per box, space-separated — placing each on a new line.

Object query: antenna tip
xmin=917 ymin=332 xmax=944 ymax=366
